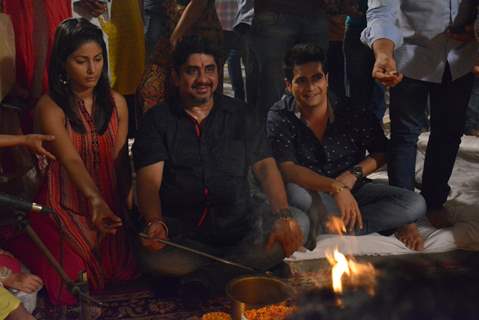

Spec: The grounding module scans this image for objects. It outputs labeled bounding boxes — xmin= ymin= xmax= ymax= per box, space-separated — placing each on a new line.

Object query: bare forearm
xmin=253 ymin=158 xmax=289 ymax=213
xmin=115 ymin=145 xmax=132 ymax=202
xmin=136 ymin=165 xmax=164 ymax=223
xmin=136 ymin=183 xmax=163 ymax=223
xmin=372 ymin=38 xmax=395 ymax=59
xmin=353 ymin=153 xmax=385 ymax=176
xmin=171 ymin=0 xmax=208 ymax=41
xmin=0 ymin=135 xmax=26 ymax=148
xmin=280 ymin=162 xmax=341 ymax=193
xmin=61 ymin=157 xmax=103 ymax=201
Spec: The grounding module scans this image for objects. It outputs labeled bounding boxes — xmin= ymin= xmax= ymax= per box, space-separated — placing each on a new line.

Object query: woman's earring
xmin=59 ymin=74 xmax=68 ymax=85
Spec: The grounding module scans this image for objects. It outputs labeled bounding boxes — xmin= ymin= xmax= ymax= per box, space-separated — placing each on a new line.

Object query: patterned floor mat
xmin=33 ymin=250 xmax=479 ymax=320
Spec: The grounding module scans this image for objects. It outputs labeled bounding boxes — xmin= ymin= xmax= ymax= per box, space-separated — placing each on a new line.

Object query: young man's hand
xmin=335 ymin=171 xmax=357 ymax=190
xmin=372 ymin=53 xmax=403 ymax=87
xmin=333 ymin=189 xmax=363 ymax=232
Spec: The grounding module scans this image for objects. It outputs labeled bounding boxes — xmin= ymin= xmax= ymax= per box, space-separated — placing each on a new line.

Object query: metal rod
xmin=139 ymin=233 xmax=265 ymax=274
xmin=17 ymin=212 xmax=104 ymax=307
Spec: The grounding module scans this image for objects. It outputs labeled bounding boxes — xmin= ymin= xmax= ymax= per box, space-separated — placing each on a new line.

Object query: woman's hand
xmin=90 ymin=197 xmax=122 ymax=234
xmin=141 ymin=221 xmax=168 ymax=251
xmin=22 ymin=134 xmax=56 ymax=160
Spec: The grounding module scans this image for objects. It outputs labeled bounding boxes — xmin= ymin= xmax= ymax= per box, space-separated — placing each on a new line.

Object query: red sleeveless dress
xmin=7 ymin=99 xmax=137 ymax=305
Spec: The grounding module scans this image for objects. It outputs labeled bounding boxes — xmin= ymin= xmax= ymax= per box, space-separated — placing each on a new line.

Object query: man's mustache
xmin=192 ymin=82 xmax=213 ymax=89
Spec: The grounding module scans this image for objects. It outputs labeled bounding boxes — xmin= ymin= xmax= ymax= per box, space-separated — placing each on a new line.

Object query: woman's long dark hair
xmin=48 ymin=18 xmax=113 ymax=134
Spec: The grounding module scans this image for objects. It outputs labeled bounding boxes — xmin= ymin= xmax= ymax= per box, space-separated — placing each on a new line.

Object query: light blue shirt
xmin=361 ymin=0 xmax=478 ymax=83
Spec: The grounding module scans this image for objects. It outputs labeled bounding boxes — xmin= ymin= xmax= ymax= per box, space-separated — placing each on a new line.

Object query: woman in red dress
xmin=6 ymin=18 xmax=137 ymax=306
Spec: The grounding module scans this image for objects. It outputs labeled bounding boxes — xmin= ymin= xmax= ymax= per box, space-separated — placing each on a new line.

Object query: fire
xmin=326 ymin=248 xmax=376 ymax=295
xmin=325 ymin=216 xmax=346 ymax=235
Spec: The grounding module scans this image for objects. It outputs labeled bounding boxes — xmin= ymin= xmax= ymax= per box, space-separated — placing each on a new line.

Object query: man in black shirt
xmin=133 ymin=36 xmax=309 ymax=295
xmin=267 ymin=43 xmax=426 ymax=250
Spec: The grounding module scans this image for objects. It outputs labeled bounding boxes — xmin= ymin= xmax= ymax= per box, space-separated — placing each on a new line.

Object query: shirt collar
xmin=293 ymin=97 xmax=335 ymax=124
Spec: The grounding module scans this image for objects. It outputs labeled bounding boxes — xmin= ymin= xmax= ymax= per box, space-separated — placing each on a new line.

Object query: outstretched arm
xmin=361 ymin=0 xmax=403 ymax=86
xmin=170 ymin=0 xmax=209 ymax=47
xmin=35 ymin=96 xmax=121 ymax=234
xmin=0 ymin=134 xmax=55 ymax=159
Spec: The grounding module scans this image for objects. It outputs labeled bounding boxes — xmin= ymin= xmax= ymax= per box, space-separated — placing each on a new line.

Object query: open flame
xmin=325 ymin=249 xmax=377 ymax=296
xmin=325 ymin=216 xmax=347 ymax=235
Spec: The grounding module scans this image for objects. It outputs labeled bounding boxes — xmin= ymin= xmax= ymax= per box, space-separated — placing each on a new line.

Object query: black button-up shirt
xmin=133 ymin=94 xmax=272 ymax=244
xmin=267 ymin=95 xmax=387 ymax=179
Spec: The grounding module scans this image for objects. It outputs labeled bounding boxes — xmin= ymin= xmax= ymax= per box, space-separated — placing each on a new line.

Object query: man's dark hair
xmin=172 ymin=35 xmax=223 ymax=72
xmin=283 ymin=43 xmax=328 ymax=82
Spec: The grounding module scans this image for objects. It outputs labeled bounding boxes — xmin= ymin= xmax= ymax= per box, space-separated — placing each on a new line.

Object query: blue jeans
xmin=343 ymin=25 xmax=385 ymax=120
xmin=286 ymin=182 xmax=426 ymax=235
xmin=250 ymin=11 xmax=329 ymax=117
xmin=465 ymin=76 xmax=479 ymax=133
xmin=138 ymin=203 xmax=310 ymax=292
xmin=388 ymin=66 xmax=474 ymax=209
xmin=224 ymin=31 xmax=245 ymax=101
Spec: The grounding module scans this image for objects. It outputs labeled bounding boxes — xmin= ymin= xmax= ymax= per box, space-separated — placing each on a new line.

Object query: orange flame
xmin=325 ymin=216 xmax=347 ymax=235
xmin=326 ymin=248 xmax=377 ymax=295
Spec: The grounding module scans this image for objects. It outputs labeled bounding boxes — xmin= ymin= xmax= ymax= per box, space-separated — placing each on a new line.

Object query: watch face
xmin=350 ymin=166 xmax=363 ymax=178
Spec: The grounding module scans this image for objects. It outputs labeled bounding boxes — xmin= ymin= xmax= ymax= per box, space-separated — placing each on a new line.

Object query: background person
xmin=361 ymin=0 xmax=478 ymax=228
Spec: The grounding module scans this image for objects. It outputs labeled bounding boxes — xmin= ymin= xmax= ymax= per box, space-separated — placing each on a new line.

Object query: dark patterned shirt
xmin=266 ymin=95 xmax=387 ymax=179
xmin=133 ymin=94 xmax=272 ymax=244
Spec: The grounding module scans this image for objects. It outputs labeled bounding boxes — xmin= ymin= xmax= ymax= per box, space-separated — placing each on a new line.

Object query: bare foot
xmin=3 ymin=273 xmax=43 ymax=293
xmin=427 ymin=207 xmax=453 ymax=229
xmin=395 ymin=223 xmax=424 ymax=251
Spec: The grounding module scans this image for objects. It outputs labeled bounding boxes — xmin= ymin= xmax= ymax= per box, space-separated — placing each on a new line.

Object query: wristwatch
xmin=349 ymin=166 xmax=364 ymax=180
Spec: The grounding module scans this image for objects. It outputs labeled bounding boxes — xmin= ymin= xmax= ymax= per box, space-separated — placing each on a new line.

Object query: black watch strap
xmin=349 ymin=166 xmax=364 ymax=180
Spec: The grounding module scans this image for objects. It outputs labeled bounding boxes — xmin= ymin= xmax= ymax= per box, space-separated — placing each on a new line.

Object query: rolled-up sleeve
xmin=133 ymin=108 xmax=169 ymax=170
xmin=360 ymin=0 xmax=403 ymax=49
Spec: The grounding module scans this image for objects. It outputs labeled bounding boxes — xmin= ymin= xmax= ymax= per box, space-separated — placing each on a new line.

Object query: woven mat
xmin=33 ymin=250 xmax=478 ymax=319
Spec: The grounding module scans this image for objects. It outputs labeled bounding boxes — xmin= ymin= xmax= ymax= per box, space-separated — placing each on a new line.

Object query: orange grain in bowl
xmin=244 ymin=304 xmax=296 ymax=320
xmin=201 ymin=311 xmax=232 ymax=320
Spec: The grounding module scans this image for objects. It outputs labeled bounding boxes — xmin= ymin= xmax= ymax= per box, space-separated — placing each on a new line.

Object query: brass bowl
xmin=226 ymin=276 xmax=293 ymax=320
